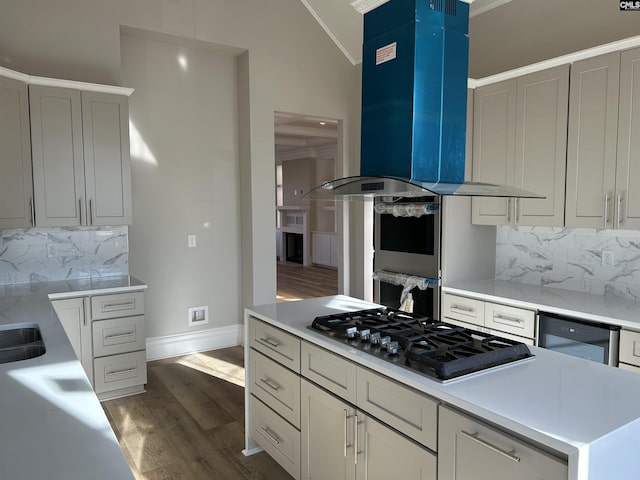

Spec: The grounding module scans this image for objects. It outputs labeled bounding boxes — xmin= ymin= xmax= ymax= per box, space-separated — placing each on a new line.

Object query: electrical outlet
xmin=602 ymin=249 xmax=614 ymax=268
xmin=188 ymin=235 xmax=197 ymax=248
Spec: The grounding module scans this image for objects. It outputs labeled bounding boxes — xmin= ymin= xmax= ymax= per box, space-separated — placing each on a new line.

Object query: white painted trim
xmin=300 ymin=0 xmax=360 ymax=65
xmin=242 ymin=446 xmax=264 ymax=457
xmin=145 ymin=324 xmax=244 ymax=361
xmin=0 ymin=65 xmax=134 ymax=96
xmin=469 ymin=0 xmax=511 ymax=18
xmin=350 ymin=0 xmax=390 ymax=14
xmin=471 ymin=35 xmax=640 ymax=88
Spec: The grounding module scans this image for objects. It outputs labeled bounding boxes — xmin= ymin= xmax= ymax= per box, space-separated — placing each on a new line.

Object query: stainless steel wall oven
xmin=373 ymin=196 xmax=441 ymax=319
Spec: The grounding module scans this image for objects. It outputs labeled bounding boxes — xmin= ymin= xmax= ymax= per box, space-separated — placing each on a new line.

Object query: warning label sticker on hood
xmin=376 ymin=42 xmax=397 ymax=65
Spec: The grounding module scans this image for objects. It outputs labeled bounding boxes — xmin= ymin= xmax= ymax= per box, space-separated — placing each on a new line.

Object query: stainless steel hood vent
xmin=306 ymin=0 xmax=543 ymax=200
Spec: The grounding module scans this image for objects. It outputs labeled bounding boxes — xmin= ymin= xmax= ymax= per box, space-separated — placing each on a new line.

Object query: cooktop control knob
xmin=370 ymin=332 xmax=381 ymax=344
xmin=387 ymin=341 xmax=399 ymax=355
xmin=346 ymin=327 xmax=357 ymax=339
xmin=380 ymin=336 xmax=391 ymax=348
xmin=358 ymin=329 xmax=371 ymax=341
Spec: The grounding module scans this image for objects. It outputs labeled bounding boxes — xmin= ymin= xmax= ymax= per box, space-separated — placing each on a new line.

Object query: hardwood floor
xmin=102 ymin=347 xmax=292 ymax=480
xmin=276 ymin=262 xmax=338 ymax=302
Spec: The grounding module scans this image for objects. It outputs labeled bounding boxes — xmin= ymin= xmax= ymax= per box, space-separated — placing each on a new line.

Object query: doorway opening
xmin=274 ymin=111 xmax=341 ymax=302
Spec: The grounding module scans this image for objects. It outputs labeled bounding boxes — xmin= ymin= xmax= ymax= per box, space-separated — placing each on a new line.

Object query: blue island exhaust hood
xmin=306 ymin=0 xmax=543 ymax=199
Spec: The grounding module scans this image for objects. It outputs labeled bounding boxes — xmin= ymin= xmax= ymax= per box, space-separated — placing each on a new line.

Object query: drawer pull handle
xmin=259 ymin=426 xmax=281 ymax=445
xmin=259 ymin=377 xmax=280 ymax=391
xmin=494 ymin=314 xmax=523 ymax=324
xmin=105 ymin=331 xmax=135 ymax=340
xmin=451 ymin=305 xmax=475 ymax=313
xmin=259 ymin=337 xmax=280 ymax=348
xmin=106 ymin=367 xmax=137 ymax=377
xmin=102 ymin=301 xmax=136 ymax=312
xmin=460 ymin=430 xmax=520 ymax=463
xmin=343 ymin=409 xmax=354 ymax=457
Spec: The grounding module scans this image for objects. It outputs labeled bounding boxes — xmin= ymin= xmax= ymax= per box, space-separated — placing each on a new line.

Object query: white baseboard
xmin=146 ymin=324 xmax=244 ymax=361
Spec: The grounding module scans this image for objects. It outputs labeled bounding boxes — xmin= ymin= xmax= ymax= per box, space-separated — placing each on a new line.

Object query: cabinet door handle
xmin=29 ymin=197 xmax=35 ymax=226
xmin=106 ymin=367 xmax=136 ymax=376
xmin=514 ymin=198 xmax=520 ymax=225
xmin=259 ymin=377 xmax=280 ymax=391
xmin=89 ymin=198 xmax=93 ymax=225
xmin=506 ymin=198 xmax=511 ymax=223
xmin=617 ymin=193 xmax=622 ymax=228
xmin=460 ymin=430 xmax=521 ymax=463
xmin=102 ymin=301 xmax=136 ymax=312
xmin=259 ymin=337 xmax=280 ymax=348
xmin=78 ymin=198 xmax=83 ymax=225
xmin=83 ymin=297 xmax=87 ymax=327
xmin=259 ymin=426 xmax=281 ymax=445
xmin=105 ymin=331 xmax=135 ymax=340
xmin=344 ymin=409 xmax=349 ymax=457
xmin=604 ymin=192 xmax=610 ymax=228
xmin=494 ymin=314 xmax=523 ymax=324
xmin=354 ymin=414 xmax=362 ymax=465
xmin=451 ymin=304 xmax=475 ymax=314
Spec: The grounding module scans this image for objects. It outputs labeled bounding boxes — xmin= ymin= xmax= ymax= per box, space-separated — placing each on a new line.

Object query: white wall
xmin=121 ymin=31 xmax=242 ymax=337
xmin=0 ymin=0 xmax=359 ymax=337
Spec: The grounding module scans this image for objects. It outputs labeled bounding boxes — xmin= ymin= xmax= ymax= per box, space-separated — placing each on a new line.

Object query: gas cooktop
xmin=310 ymin=307 xmax=533 ymax=382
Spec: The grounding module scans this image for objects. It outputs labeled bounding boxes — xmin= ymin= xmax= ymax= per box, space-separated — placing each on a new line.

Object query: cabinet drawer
xmin=92 ymin=315 xmax=145 ymax=357
xmin=249 ymin=317 xmax=300 ymax=373
xmin=620 ymin=362 xmax=640 ymax=374
xmin=93 ymin=350 xmax=147 ymax=394
xmin=251 ymin=396 xmax=300 ymax=479
xmin=439 ymin=405 xmax=567 ymax=480
xmin=250 ymin=349 xmax=300 ymax=428
xmin=620 ymin=329 xmax=640 ymax=367
xmin=91 ymin=292 xmax=144 ymax=320
xmin=485 ymin=302 xmax=535 ymax=339
xmin=485 ymin=328 xmax=535 ymax=346
xmin=301 ymin=341 xmax=357 ymax=404
xmin=442 ymin=294 xmax=485 ymax=328
xmin=356 ymin=366 xmax=438 ymax=452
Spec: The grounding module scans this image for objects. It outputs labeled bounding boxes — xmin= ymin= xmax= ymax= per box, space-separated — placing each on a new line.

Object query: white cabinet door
xmin=514 ymin=65 xmax=569 ymax=227
xmin=30 ymin=86 xmax=132 ymax=227
xmin=565 ymin=52 xmax=620 ymax=229
xmin=82 ymin=91 xmax=132 ymax=226
xmin=30 ymin=85 xmax=85 ymax=227
xmin=301 ymin=379 xmax=356 ymax=480
xmin=472 ymin=66 xmax=569 ymax=227
xmin=312 ymin=232 xmax=332 ymax=266
xmin=356 ymin=414 xmax=436 ymax=480
xmin=616 ymin=46 xmax=640 ymax=230
xmin=0 ymin=76 xmax=33 ymax=228
xmin=51 ymin=297 xmax=93 ymax=383
xmin=438 ymin=406 xmax=567 ymax=480
xmin=471 ymin=79 xmax=517 ymax=225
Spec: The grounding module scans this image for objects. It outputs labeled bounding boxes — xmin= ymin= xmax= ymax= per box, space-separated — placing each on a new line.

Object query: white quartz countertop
xmin=0 ymin=276 xmax=146 ymax=480
xmin=247 ymin=295 xmax=640 ymax=480
xmin=443 ymin=279 xmax=640 ymax=329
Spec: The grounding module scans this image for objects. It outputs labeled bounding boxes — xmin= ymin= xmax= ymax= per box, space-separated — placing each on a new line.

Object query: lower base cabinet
xmin=301 ymin=379 xmax=436 ymax=480
xmin=438 ymin=405 xmax=567 ymax=480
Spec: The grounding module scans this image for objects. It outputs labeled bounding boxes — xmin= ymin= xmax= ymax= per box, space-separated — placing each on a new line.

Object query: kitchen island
xmin=0 ymin=276 xmax=145 ymax=480
xmin=244 ymin=295 xmax=640 ymax=480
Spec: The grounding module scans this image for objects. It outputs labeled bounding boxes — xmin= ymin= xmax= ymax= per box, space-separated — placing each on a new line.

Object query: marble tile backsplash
xmin=0 ymin=226 xmax=129 ymax=285
xmin=496 ymin=226 xmax=640 ymax=301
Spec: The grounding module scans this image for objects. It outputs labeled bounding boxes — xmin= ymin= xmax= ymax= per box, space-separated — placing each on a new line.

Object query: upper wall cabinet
xmin=472 ymin=65 xmax=569 ymax=227
xmin=566 ymin=48 xmax=640 ymax=230
xmin=0 ymin=76 xmax=34 ymax=228
xmin=30 ymin=85 xmax=132 ymax=227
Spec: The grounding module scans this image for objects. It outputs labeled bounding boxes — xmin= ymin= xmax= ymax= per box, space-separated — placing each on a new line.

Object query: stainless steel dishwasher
xmin=538 ymin=312 xmax=620 ymax=366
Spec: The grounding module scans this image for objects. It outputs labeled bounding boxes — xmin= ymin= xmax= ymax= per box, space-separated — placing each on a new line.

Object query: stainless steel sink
xmin=0 ymin=325 xmax=46 ymax=364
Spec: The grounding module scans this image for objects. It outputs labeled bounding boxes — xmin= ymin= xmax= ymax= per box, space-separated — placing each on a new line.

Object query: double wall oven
xmin=373 ymin=196 xmax=441 ymax=319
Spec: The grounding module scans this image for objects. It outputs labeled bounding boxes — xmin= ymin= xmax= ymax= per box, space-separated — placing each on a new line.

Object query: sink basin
xmin=0 ymin=324 xmax=46 ymax=364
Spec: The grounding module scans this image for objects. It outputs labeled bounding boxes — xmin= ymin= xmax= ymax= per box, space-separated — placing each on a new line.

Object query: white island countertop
xmin=247 ymin=295 xmax=640 ymax=480
xmin=0 ymin=276 xmax=146 ymax=480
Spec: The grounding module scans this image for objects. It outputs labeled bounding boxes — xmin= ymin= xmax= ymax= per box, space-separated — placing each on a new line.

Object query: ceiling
xmin=274 ymin=112 xmax=338 ymax=161
xmin=299 ymin=0 xmax=511 ymax=65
